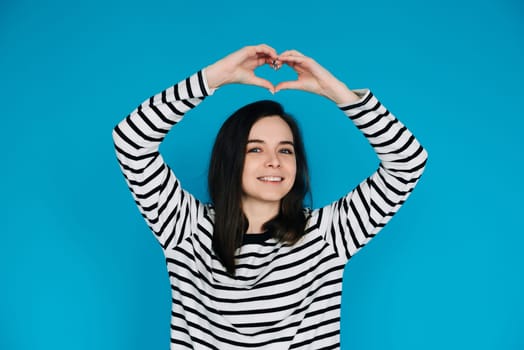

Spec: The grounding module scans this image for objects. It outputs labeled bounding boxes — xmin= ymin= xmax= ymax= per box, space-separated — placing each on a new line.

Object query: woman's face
xmin=241 ymin=116 xmax=297 ymax=208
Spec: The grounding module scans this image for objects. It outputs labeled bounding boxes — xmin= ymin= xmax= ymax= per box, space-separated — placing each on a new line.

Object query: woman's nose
xmin=265 ymin=153 xmax=281 ymax=168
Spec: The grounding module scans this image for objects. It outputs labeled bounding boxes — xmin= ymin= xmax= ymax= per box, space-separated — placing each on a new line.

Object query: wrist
xmin=325 ymin=81 xmax=360 ymax=105
xmin=205 ymin=62 xmax=228 ymax=90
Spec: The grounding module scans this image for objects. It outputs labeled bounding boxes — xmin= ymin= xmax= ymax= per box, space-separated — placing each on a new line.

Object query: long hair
xmin=208 ymin=100 xmax=310 ymax=275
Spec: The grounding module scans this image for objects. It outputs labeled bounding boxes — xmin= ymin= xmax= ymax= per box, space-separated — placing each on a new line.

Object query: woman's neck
xmin=242 ymin=200 xmax=279 ymax=234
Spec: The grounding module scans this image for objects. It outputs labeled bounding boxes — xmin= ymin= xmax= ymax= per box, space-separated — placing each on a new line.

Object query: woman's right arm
xmin=113 ymin=45 xmax=278 ymax=250
xmin=112 ymin=71 xmax=213 ymax=249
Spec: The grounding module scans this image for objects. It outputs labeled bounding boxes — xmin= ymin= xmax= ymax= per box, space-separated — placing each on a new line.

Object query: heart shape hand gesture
xmin=205 ymin=44 xmax=359 ymax=105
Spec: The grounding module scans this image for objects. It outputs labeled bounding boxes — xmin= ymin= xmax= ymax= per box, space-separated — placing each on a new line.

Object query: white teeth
xmin=258 ymin=176 xmax=283 ymax=182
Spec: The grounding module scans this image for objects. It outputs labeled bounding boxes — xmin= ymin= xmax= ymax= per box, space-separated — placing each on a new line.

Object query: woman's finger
xmin=277 ymin=55 xmax=310 ymax=69
xmin=251 ymin=44 xmax=278 ymax=60
xmin=278 ymin=49 xmax=305 ymax=57
xmin=274 ymin=80 xmax=303 ymax=92
xmin=256 ymin=53 xmax=275 ymax=67
xmin=247 ymin=75 xmax=275 ymax=92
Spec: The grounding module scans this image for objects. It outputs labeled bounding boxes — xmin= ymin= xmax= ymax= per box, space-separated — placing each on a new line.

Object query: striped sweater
xmin=112 ymin=70 xmax=428 ymax=349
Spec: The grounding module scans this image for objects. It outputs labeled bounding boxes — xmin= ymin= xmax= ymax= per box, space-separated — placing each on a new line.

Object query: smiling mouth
xmin=257 ymin=176 xmax=284 ymax=182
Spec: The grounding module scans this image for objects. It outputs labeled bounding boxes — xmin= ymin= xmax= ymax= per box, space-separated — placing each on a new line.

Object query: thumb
xmin=247 ymin=76 xmax=276 ymax=93
xmin=274 ymin=80 xmax=301 ymax=93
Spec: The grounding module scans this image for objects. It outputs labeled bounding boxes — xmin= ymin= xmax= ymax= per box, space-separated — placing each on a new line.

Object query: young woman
xmin=113 ymin=44 xmax=428 ymax=349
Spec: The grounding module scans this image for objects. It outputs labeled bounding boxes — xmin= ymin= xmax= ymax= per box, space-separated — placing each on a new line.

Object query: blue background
xmin=2 ymin=0 xmax=523 ymax=349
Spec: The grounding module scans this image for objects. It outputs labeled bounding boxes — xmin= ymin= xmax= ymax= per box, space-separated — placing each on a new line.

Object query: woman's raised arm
xmin=277 ymin=51 xmax=428 ymax=259
xmin=112 ymin=44 xmax=280 ymax=250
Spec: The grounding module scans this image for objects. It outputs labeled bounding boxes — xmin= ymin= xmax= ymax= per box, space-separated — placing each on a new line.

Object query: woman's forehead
xmin=248 ymin=116 xmax=294 ymax=141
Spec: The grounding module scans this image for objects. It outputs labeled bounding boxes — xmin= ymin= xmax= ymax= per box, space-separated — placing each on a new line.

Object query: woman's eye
xmin=280 ymin=148 xmax=294 ymax=155
xmin=247 ymin=147 xmax=261 ymax=153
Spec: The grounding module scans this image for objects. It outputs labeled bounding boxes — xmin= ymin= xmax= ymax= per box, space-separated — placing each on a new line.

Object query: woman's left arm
xmin=277 ymin=51 xmax=428 ymax=260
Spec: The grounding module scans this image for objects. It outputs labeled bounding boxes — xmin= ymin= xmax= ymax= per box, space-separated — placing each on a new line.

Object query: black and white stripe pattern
xmin=113 ymin=69 xmax=428 ymax=349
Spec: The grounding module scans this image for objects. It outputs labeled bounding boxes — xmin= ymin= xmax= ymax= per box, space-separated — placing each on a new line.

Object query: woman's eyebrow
xmin=247 ymin=139 xmax=295 ymax=146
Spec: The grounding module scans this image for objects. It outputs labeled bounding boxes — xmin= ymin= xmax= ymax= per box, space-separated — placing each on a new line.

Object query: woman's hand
xmin=205 ymin=44 xmax=278 ymax=92
xmin=274 ymin=50 xmax=360 ymax=105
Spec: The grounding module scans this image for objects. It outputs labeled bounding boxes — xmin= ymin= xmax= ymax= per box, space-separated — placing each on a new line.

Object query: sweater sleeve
xmin=311 ymin=89 xmax=428 ymax=260
xmin=112 ymin=70 xmax=214 ymax=250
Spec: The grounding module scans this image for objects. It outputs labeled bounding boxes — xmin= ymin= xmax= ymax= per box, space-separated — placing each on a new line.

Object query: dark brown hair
xmin=208 ymin=100 xmax=310 ymax=275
